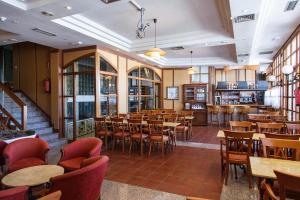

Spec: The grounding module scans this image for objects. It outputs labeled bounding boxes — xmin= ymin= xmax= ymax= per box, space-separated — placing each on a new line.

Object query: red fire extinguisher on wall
xmin=43 ymin=78 xmax=51 ymax=93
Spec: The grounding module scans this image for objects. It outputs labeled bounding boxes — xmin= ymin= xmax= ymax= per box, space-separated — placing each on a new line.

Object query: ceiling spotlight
xmin=2 ymin=41 xmax=7 ymax=43
xmin=242 ymin=9 xmax=248 ymax=13
xmin=77 ymin=41 xmax=83 ymax=45
xmin=0 ymin=17 xmax=7 ymax=22
xmin=272 ymin=36 xmax=281 ymax=41
xmin=65 ymin=6 xmax=72 ymax=10
xmin=9 ymin=38 xmax=17 ymax=41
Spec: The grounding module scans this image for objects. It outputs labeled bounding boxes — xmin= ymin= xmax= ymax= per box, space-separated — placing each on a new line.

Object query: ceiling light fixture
xmin=0 ymin=17 xmax=7 ymax=22
xmin=136 ymin=8 xmax=149 ymax=39
xmin=65 ymin=6 xmax=72 ymax=10
xmin=144 ymin=18 xmax=166 ymax=59
xmin=188 ymin=51 xmax=194 ymax=75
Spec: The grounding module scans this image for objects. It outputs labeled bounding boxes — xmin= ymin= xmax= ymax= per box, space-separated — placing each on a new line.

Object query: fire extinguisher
xmin=43 ymin=78 xmax=51 ymax=93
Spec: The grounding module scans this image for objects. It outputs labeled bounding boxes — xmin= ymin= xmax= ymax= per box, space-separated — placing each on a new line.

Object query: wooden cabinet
xmin=183 ymin=84 xmax=208 ymax=126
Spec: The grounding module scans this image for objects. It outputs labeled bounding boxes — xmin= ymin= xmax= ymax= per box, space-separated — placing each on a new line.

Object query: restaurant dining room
xmin=0 ymin=0 xmax=299 ymax=199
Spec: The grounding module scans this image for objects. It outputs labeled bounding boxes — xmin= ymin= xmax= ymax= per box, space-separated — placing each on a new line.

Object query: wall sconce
xmin=281 ymin=65 xmax=300 ymax=83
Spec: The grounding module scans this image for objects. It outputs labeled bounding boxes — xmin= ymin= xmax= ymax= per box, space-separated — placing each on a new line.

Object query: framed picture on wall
xmin=166 ymin=86 xmax=179 ymax=100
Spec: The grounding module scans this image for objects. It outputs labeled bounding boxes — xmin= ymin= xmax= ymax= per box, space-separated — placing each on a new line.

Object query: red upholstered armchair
xmin=58 ymin=137 xmax=102 ymax=171
xmin=3 ymin=138 xmax=49 ymax=173
xmin=49 ymin=156 xmax=109 ymax=200
xmin=0 ymin=186 xmax=28 ymax=200
xmin=0 ymin=141 xmax=7 ymax=172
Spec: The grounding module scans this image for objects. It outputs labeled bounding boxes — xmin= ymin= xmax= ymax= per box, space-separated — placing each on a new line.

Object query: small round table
xmin=2 ymin=165 xmax=64 ymax=187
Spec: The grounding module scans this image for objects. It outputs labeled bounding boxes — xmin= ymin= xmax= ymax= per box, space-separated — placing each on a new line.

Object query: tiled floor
xmin=186 ymin=126 xmax=222 ymax=144
xmin=104 ymin=146 xmax=222 ymax=200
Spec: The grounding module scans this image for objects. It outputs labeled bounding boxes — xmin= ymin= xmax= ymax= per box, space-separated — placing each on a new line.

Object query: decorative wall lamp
xmin=282 ymin=65 xmax=300 ymax=83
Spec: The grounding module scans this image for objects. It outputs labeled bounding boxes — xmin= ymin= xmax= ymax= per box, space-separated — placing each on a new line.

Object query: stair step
xmin=48 ymin=138 xmax=67 ymax=148
xmin=39 ymin=132 xmax=59 ymax=141
xmin=34 ymin=127 xmax=54 ymax=135
xmin=28 ymin=121 xmax=50 ymax=129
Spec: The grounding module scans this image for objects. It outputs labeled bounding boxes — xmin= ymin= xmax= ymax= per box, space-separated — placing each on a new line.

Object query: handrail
xmin=0 ymin=82 xmax=27 ymax=130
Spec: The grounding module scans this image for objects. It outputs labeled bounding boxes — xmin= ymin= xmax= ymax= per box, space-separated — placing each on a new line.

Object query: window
xmin=267 ymin=27 xmax=300 ymax=120
xmin=62 ymin=54 xmax=95 ymax=140
xmin=99 ymin=57 xmax=118 ymax=116
xmin=190 ymin=66 xmax=209 ymax=83
xmin=128 ymin=67 xmax=161 ymax=112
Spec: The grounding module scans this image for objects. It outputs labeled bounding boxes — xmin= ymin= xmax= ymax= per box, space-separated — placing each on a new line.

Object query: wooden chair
xmin=176 ymin=114 xmax=189 ymax=141
xmin=286 ymin=123 xmax=300 ymax=135
xmin=163 ymin=114 xmax=177 ymax=147
xmin=147 ymin=120 xmax=171 ymax=158
xmin=118 ymin=113 xmax=128 ymax=119
xmin=262 ymin=170 xmax=300 ymax=200
xmin=264 ymin=133 xmax=300 ymax=140
xmin=163 ymin=109 xmax=176 ymax=114
xmin=260 ymin=138 xmax=300 ymax=160
xmin=229 ymin=121 xmax=252 ymax=131
xmin=181 ymin=111 xmax=194 ymax=138
xmin=222 ymin=130 xmax=254 ymax=188
xmin=94 ymin=117 xmax=112 ymax=151
xmin=257 ymin=122 xmax=284 ymax=134
xmin=128 ymin=119 xmax=148 ymax=155
xmin=129 ymin=113 xmax=143 ymax=120
xmin=111 ymin=117 xmax=130 ymax=152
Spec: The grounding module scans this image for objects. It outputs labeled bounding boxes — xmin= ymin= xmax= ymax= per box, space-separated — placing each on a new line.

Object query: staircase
xmin=3 ymin=92 xmax=67 ymax=148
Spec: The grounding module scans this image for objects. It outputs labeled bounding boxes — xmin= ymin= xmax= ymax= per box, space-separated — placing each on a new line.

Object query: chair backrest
xmin=223 ymin=130 xmax=254 ymax=157
xmin=60 ymin=138 xmax=102 ymax=162
xmin=286 ymin=123 xmax=300 ymax=135
xmin=0 ymin=141 xmax=7 ymax=165
xmin=180 ymin=110 xmax=193 ymax=116
xmin=229 ymin=121 xmax=252 ymax=131
xmin=50 ymin=156 xmax=109 ymax=200
xmin=0 ymin=186 xmax=28 ymax=200
xmin=274 ymin=170 xmax=300 ymax=200
xmin=94 ymin=117 xmax=107 ymax=132
xmin=177 ymin=114 xmax=188 ymax=125
xmin=261 ymin=138 xmax=300 ymax=160
xmin=248 ymin=114 xmax=268 ymax=120
xmin=264 ymin=132 xmax=300 ymax=140
xmin=163 ymin=114 xmax=177 ymax=122
xmin=129 ymin=113 xmax=143 ymax=120
xmin=147 ymin=120 xmax=164 ymax=136
xmin=127 ymin=119 xmax=142 ymax=135
xmin=118 ymin=113 xmax=128 ymax=119
xmin=111 ymin=117 xmax=126 ymax=133
xmin=257 ymin=122 xmax=284 ymax=134
xmin=4 ymin=138 xmax=49 ymax=167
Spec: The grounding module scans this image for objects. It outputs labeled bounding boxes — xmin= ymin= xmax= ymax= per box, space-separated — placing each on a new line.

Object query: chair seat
xmin=222 ymin=152 xmax=247 ymax=163
xmin=131 ymin=133 xmax=148 ymax=139
xmin=176 ymin=126 xmax=188 ymax=132
xmin=9 ymin=157 xmax=46 ymax=172
xmin=150 ymin=135 xmax=169 ymax=142
xmin=114 ymin=132 xmax=130 ymax=137
xmin=96 ymin=130 xmax=112 ymax=136
xmin=59 ymin=157 xmax=86 ymax=171
xmin=272 ymin=180 xmax=300 ymax=199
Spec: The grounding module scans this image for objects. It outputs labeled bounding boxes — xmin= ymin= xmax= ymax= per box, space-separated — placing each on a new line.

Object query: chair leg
xmin=112 ymin=137 xmax=116 ymax=151
xmin=122 ymin=137 xmax=125 ymax=152
xmin=129 ymin=139 xmax=133 ymax=154
xmin=140 ymin=141 xmax=143 ymax=156
xmin=105 ymin=135 xmax=108 ymax=151
xmin=234 ymin=164 xmax=237 ymax=179
xmin=148 ymin=142 xmax=152 ymax=158
xmin=225 ymin=164 xmax=229 ymax=185
xmin=247 ymin=164 xmax=252 ymax=188
xmin=162 ymin=142 xmax=165 ymax=157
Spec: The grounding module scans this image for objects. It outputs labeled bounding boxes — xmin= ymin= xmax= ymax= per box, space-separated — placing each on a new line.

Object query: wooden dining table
xmin=250 ymin=156 xmax=300 ymax=179
xmin=217 ymin=130 xmax=265 ymax=140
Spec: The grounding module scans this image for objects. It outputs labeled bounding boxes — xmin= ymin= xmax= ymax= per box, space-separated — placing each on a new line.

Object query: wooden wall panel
xmin=246 ymin=70 xmax=256 ymax=82
xmin=36 ymin=45 xmax=51 ymax=116
xmin=225 ymin=70 xmax=236 ymax=82
xmin=19 ymin=43 xmax=37 ymax=101
xmin=239 ymin=70 xmax=246 ymax=81
xmin=163 ymin=70 xmax=173 ymax=109
xmin=173 ymin=69 xmax=189 ymax=111
xmin=12 ymin=45 xmax=20 ymax=89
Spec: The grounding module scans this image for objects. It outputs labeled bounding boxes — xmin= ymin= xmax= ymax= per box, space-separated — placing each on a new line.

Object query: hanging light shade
xmin=144 ymin=18 xmax=166 ymax=58
xmin=282 ymin=65 xmax=293 ymax=75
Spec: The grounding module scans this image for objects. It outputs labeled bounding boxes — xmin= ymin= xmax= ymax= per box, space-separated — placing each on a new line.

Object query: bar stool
xmin=223 ymin=105 xmax=234 ymax=127
xmin=210 ymin=105 xmax=221 ymax=127
xmin=239 ymin=106 xmax=250 ymax=121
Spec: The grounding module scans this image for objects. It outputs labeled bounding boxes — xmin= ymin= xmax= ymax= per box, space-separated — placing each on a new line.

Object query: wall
xmin=162 ymin=69 xmax=190 ymax=112
xmin=215 ymin=69 xmax=256 ymax=84
xmin=12 ymin=42 xmax=51 ymax=117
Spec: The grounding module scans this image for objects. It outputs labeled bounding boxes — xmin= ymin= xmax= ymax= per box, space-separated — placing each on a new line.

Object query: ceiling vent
xmin=32 ymin=28 xmax=56 ymax=36
xmin=237 ymin=53 xmax=249 ymax=57
xmin=41 ymin=11 xmax=54 ymax=17
xmin=234 ymin=14 xmax=255 ymax=23
xmin=170 ymin=46 xmax=184 ymax=50
xmin=101 ymin=0 xmax=120 ymax=4
xmin=259 ymin=51 xmax=273 ymax=55
xmin=284 ymin=0 xmax=298 ymax=11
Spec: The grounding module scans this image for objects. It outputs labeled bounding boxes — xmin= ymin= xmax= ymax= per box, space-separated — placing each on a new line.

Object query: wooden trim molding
xmin=214 ymin=0 xmax=234 ymax=37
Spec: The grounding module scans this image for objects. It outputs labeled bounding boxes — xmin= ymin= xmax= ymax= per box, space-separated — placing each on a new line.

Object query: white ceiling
xmin=0 ymin=0 xmax=299 ymax=69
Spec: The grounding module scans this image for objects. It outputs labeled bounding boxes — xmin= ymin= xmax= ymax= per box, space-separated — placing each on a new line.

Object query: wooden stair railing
xmin=0 ymin=82 xmax=27 ymax=130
